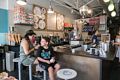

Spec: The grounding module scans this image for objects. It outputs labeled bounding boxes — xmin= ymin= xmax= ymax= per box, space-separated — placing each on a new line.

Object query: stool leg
xmin=18 ymin=61 xmax=21 ymax=80
xmin=2 ymin=59 xmax=5 ymax=70
xmin=44 ymin=70 xmax=47 ymax=80
xmin=29 ymin=65 xmax=32 ymax=80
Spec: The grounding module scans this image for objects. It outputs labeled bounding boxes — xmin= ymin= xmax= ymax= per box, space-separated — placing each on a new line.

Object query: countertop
xmin=55 ymin=45 xmax=116 ymax=61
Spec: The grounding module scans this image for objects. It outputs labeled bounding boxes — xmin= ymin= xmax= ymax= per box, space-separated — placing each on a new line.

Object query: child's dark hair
xmin=42 ymin=37 xmax=50 ymax=43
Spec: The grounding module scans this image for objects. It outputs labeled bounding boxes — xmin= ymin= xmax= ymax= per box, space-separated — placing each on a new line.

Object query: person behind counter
xmin=91 ymin=30 xmax=99 ymax=46
xmin=19 ymin=30 xmax=40 ymax=66
xmin=113 ymin=30 xmax=120 ymax=62
xmin=37 ymin=37 xmax=60 ymax=80
xmin=68 ymin=29 xmax=74 ymax=40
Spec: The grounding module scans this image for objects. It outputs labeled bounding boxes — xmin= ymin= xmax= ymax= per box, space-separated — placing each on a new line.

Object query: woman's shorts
xmin=22 ymin=56 xmax=35 ymax=66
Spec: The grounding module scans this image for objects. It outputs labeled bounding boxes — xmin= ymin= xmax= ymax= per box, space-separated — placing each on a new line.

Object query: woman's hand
xmin=34 ymin=44 xmax=40 ymax=49
xmin=112 ymin=42 xmax=115 ymax=45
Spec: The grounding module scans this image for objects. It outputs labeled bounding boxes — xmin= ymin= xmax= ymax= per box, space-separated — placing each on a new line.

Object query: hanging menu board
xmin=33 ymin=5 xmax=47 ymax=29
xmin=57 ymin=14 xmax=64 ymax=30
xmin=47 ymin=13 xmax=57 ymax=30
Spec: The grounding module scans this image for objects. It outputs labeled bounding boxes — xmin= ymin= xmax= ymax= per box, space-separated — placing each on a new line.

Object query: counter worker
xmin=19 ymin=30 xmax=40 ymax=66
xmin=113 ymin=31 xmax=120 ymax=62
xmin=68 ymin=29 xmax=74 ymax=41
xmin=37 ymin=37 xmax=60 ymax=80
xmin=91 ymin=30 xmax=99 ymax=46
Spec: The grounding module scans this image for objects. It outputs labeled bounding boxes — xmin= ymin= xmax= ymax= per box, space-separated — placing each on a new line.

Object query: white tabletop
xmin=57 ymin=68 xmax=77 ymax=80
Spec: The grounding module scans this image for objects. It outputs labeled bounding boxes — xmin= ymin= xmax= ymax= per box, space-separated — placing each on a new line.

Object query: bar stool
xmin=13 ymin=58 xmax=32 ymax=80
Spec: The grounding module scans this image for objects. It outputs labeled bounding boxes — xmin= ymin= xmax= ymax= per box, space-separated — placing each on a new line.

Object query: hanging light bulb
xmin=111 ymin=11 xmax=116 ymax=17
xmin=47 ymin=0 xmax=54 ymax=13
xmin=17 ymin=0 xmax=27 ymax=5
xmin=108 ymin=3 xmax=114 ymax=11
xmin=103 ymin=9 xmax=106 ymax=14
xmin=103 ymin=0 xmax=110 ymax=3
xmin=79 ymin=5 xmax=89 ymax=18
xmin=71 ymin=9 xmax=74 ymax=14
xmin=47 ymin=7 xmax=54 ymax=13
xmin=88 ymin=9 xmax=92 ymax=14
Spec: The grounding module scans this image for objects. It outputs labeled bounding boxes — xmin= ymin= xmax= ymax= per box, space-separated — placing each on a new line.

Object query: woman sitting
xmin=20 ymin=30 xmax=39 ymax=66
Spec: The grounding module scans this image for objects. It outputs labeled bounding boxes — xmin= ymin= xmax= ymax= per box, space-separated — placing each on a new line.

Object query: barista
xmin=68 ymin=29 xmax=74 ymax=40
xmin=91 ymin=30 xmax=99 ymax=46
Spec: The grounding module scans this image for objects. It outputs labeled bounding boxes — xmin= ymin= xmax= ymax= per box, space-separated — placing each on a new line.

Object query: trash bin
xmin=6 ymin=51 xmax=15 ymax=72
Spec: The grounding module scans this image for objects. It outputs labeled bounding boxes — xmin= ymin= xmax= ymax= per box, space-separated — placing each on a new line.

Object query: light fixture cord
xmin=49 ymin=0 xmax=52 ymax=8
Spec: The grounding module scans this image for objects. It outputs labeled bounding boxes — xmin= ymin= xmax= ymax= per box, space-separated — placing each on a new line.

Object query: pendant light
xmin=103 ymin=0 xmax=110 ymax=3
xmin=47 ymin=0 xmax=54 ymax=13
xmin=111 ymin=11 xmax=116 ymax=17
xmin=17 ymin=0 xmax=27 ymax=5
xmin=88 ymin=9 xmax=92 ymax=14
xmin=108 ymin=0 xmax=114 ymax=12
xmin=108 ymin=3 xmax=114 ymax=11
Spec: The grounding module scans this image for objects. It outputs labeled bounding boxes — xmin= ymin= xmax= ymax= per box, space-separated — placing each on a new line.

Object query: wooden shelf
xmin=32 ymin=28 xmax=64 ymax=32
xmin=14 ymin=23 xmax=34 ymax=26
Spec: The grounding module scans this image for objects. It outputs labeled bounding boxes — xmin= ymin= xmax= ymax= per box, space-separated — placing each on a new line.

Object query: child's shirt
xmin=37 ymin=46 xmax=54 ymax=60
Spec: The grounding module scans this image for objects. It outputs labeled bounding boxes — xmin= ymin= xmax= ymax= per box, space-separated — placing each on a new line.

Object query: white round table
xmin=57 ymin=68 xmax=77 ymax=80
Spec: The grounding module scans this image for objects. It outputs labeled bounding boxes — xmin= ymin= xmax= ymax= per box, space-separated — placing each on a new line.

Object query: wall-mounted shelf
xmin=14 ymin=23 xmax=34 ymax=26
xmin=32 ymin=28 xmax=63 ymax=32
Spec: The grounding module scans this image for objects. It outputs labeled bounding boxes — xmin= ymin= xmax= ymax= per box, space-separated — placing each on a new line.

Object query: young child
xmin=37 ymin=37 xmax=60 ymax=80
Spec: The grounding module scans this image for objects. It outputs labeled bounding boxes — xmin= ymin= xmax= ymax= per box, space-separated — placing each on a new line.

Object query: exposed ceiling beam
xmin=83 ymin=0 xmax=94 ymax=6
xmin=53 ymin=0 xmax=104 ymax=17
xmin=93 ymin=11 xmax=103 ymax=17
xmin=58 ymin=0 xmax=78 ymax=10
xmin=56 ymin=0 xmax=95 ymax=11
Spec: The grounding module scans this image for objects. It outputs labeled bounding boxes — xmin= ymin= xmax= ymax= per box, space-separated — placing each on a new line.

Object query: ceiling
xmin=53 ymin=0 xmax=120 ymax=17
xmin=27 ymin=0 xmax=120 ymax=18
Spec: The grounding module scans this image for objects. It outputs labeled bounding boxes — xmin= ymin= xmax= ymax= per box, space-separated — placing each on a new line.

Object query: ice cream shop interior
xmin=0 ymin=0 xmax=120 ymax=80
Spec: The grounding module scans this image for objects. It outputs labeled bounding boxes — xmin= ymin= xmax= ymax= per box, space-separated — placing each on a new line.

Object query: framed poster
xmin=57 ymin=14 xmax=64 ymax=30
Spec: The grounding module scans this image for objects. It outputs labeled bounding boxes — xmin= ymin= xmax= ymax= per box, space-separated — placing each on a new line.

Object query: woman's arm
xmin=113 ymin=42 xmax=120 ymax=45
xmin=21 ymin=39 xmax=35 ymax=55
